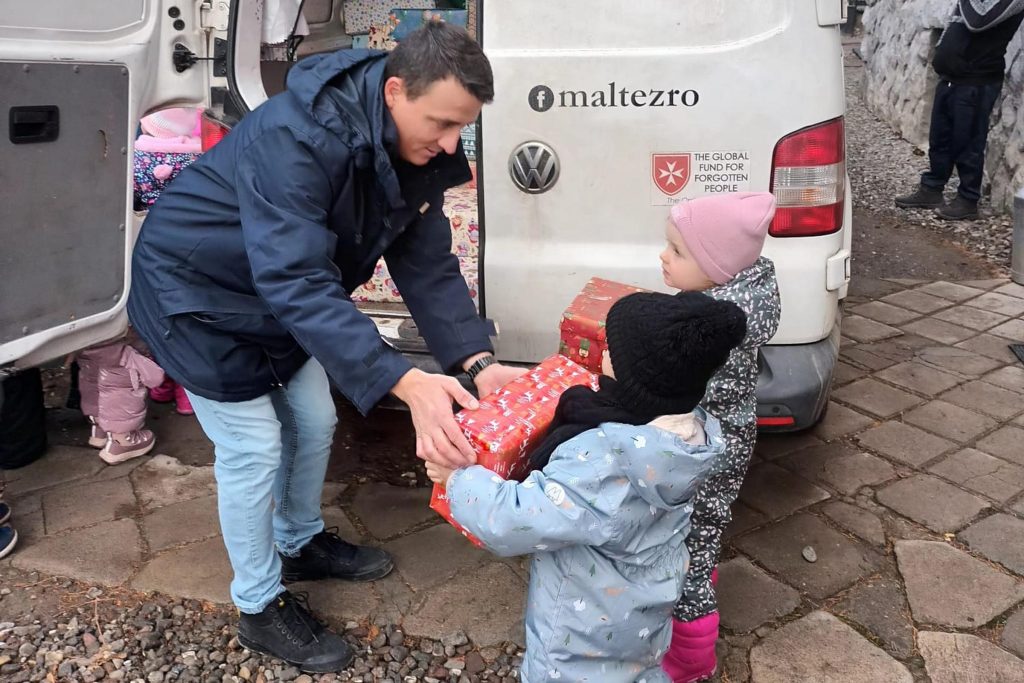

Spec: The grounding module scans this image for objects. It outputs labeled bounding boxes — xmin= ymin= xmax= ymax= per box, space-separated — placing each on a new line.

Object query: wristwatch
xmin=465 ymin=354 xmax=497 ymax=381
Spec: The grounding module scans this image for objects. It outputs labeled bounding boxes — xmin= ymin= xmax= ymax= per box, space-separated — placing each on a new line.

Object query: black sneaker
xmin=934 ymin=195 xmax=979 ymax=221
xmin=280 ymin=527 xmax=394 ymax=583
xmin=894 ymin=184 xmax=944 ymax=208
xmin=237 ymin=591 xmax=353 ymax=673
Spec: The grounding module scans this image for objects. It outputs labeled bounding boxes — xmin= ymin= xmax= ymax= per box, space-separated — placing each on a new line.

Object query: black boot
xmin=934 ymin=195 xmax=979 ymax=221
xmin=237 ymin=591 xmax=353 ymax=673
xmin=894 ymin=184 xmax=944 ymax=208
xmin=280 ymin=527 xmax=394 ymax=583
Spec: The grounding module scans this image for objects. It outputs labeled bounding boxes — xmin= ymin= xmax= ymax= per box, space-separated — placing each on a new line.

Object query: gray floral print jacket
xmin=446 ymin=410 xmax=727 ymax=683
xmin=700 ymin=256 xmax=782 ymax=428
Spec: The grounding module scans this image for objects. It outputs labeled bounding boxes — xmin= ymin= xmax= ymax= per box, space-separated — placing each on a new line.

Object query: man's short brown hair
xmin=384 ymin=21 xmax=494 ymax=103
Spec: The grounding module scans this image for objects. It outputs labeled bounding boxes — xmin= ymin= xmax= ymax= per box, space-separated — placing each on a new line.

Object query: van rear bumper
xmin=756 ymin=321 xmax=841 ymax=432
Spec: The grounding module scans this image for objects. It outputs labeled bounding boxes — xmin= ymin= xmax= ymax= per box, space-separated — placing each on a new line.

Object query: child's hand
xmin=425 ymin=461 xmax=455 ymax=487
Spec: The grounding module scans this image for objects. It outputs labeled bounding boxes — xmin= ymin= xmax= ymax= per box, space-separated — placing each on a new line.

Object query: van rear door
xmin=479 ymin=0 xmax=850 ymax=362
xmin=0 ymin=0 xmax=208 ymax=371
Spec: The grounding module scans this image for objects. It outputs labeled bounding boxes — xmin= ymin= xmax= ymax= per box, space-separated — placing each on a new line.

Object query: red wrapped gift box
xmin=430 ymin=354 xmax=599 ymax=545
xmin=558 ymin=277 xmax=646 ymax=373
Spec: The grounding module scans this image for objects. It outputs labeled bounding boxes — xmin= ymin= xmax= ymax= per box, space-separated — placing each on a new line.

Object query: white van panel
xmin=0 ymin=0 xmax=145 ymax=33
xmin=481 ymin=0 xmax=848 ymax=362
xmin=0 ymin=0 xmax=208 ymax=369
xmin=485 ymin=3 xmax=791 ymax=50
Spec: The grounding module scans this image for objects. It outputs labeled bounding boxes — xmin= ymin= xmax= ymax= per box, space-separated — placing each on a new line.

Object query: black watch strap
xmin=466 ymin=355 xmax=497 ymax=381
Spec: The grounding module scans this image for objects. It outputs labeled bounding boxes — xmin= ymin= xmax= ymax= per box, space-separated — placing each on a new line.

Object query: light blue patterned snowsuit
xmin=447 ymin=410 xmax=726 ymax=683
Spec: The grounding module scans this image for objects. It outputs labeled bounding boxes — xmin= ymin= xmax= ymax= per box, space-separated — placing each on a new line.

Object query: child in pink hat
xmin=133 ymin=107 xmax=204 ymax=415
xmin=133 ymin=107 xmax=203 ymax=208
xmin=659 ymin=192 xmax=782 ymax=683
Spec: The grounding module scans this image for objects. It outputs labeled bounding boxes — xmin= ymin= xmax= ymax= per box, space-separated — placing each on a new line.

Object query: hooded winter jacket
xmin=447 ymin=410 xmax=726 ymax=683
xmin=127 ymin=50 xmax=492 ymax=412
xmin=933 ymin=6 xmax=1024 ymax=85
xmin=698 ymin=256 xmax=781 ymax=429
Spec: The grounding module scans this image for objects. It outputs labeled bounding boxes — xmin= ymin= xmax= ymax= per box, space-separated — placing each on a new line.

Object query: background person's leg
xmin=897 ymin=83 xmax=954 ymax=208
xmin=921 ymin=82 xmax=958 ymax=191
xmin=953 ymin=82 xmax=1002 ymax=203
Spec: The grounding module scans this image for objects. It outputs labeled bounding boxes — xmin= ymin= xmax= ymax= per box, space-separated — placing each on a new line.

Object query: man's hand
xmin=391 ymin=369 xmax=478 ymax=468
xmin=425 ymin=461 xmax=455 ymax=487
xmin=472 ymin=362 xmax=529 ymax=398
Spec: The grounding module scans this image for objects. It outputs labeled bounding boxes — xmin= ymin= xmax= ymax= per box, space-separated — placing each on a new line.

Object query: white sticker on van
xmin=651 ymin=152 xmax=751 ymax=205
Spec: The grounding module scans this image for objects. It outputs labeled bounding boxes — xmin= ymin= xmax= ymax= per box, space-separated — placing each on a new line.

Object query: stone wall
xmin=987 ymin=30 xmax=1024 ymax=210
xmin=861 ymin=0 xmax=1024 ymax=211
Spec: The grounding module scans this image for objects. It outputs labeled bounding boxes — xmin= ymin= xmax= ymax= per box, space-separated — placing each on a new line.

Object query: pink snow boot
xmin=661 ymin=612 xmax=719 ymax=683
xmin=149 ymin=377 xmax=176 ymax=403
xmin=173 ymin=382 xmax=194 ymax=415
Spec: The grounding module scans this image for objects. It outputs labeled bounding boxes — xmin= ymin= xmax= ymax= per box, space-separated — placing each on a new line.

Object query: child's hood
xmin=706 ymin=256 xmax=780 ymax=350
xmin=602 ymin=407 xmax=726 ymax=510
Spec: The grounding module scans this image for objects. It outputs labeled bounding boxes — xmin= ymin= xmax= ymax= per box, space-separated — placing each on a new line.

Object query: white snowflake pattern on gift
xmin=632 ymin=435 xmax=647 ymax=449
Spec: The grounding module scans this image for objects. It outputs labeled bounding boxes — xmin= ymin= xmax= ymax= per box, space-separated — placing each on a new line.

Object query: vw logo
xmin=509 ymin=141 xmax=560 ymax=194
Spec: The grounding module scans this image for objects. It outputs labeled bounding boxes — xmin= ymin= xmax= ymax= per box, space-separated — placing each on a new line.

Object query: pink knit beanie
xmin=140 ymin=108 xmax=202 ymax=139
xmin=669 ymin=192 xmax=776 ymax=286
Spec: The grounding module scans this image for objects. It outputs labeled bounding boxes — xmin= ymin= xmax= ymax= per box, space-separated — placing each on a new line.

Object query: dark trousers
xmin=921 ymin=80 xmax=1002 ymax=203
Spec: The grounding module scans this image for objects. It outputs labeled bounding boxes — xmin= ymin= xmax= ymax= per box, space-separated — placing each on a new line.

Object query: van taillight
xmin=769 ymin=117 xmax=845 ymax=238
xmin=200 ymin=114 xmax=230 ymax=152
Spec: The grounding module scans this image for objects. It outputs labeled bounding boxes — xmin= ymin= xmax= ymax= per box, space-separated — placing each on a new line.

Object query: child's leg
xmin=663 ymin=422 xmax=755 ymax=682
xmin=96 ymin=345 xmax=164 ymax=464
xmin=76 ymin=342 xmax=129 ymax=448
xmin=675 ymin=422 xmax=756 ymax=620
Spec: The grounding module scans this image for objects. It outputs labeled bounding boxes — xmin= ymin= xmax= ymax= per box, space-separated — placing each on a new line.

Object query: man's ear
xmin=383 ymin=76 xmax=405 ymax=108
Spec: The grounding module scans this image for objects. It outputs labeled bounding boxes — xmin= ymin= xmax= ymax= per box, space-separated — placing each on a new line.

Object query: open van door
xmin=0 ymin=0 xmax=210 ymax=373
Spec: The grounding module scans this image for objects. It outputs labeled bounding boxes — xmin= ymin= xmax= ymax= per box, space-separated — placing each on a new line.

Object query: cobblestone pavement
xmin=3 ymin=276 xmax=1024 ymax=681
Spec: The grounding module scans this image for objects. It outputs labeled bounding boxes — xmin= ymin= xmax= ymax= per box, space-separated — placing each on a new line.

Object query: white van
xmin=0 ymin=0 xmax=850 ymax=430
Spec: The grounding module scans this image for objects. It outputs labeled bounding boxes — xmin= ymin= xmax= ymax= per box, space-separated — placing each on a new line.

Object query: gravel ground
xmin=0 ymin=569 xmax=523 ymax=683
xmin=845 ymin=52 xmax=1015 ymax=268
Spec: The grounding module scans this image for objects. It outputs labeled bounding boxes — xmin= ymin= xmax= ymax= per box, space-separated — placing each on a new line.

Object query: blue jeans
xmin=186 ymin=358 xmax=337 ymax=613
xmin=922 ymin=80 xmax=1002 ymax=202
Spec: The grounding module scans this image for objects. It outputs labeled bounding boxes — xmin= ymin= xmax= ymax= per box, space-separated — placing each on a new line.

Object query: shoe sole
xmin=281 ymin=558 xmax=396 ymax=584
xmin=0 ymin=507 xmax=10 ymax=526
xmin=237 ymin=633 xmax=354 ymax=673
xmin=934 ymin=212 xmax=978 ymax=221
xmin=665 ymin=665 xmax=717 ymax=683
xmin=99 ymin=440 xmax=156 ymax=465
xmin=88 ymin=436 xmax=107 ymax=449
xmin=0 ymin=529 xmax=18 ymax=560
xmin=894 ymin=199 xmax=943 ymax=209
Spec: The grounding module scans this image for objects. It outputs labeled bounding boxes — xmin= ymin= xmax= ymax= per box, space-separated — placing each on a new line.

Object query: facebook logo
xmin=528 ymin=85 xmax=554 ymax=113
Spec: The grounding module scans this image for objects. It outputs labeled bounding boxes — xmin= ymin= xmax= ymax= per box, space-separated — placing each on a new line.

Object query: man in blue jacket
xmin=128 ymin=24 xmax=523 ymax=672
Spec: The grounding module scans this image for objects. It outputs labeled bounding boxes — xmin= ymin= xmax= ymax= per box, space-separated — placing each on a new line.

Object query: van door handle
xmin=9 ymin=105 xmax=60 ymax=144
